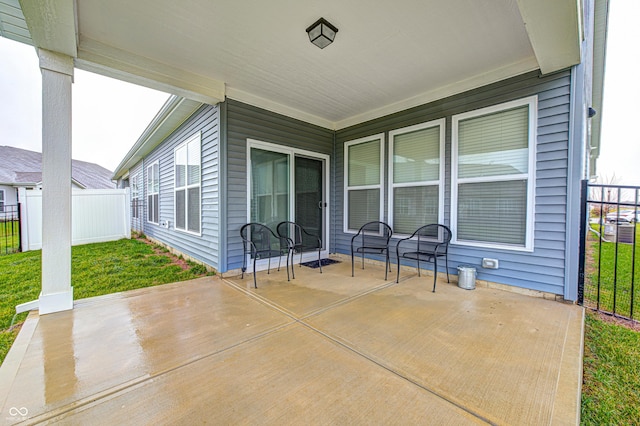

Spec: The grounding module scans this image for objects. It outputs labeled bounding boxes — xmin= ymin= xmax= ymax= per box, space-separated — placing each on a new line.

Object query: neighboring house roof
xmin=0 ymin=145 xmax=115 ymax=189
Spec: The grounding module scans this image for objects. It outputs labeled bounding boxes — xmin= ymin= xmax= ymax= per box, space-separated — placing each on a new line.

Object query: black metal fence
xmin=1 ymin=204 xmax=21 ymax=255
xmin=579 ymin=181 xmax=640 ymax=322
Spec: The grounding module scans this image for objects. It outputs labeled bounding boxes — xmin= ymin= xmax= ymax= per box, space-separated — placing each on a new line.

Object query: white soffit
xmin=516 ymin=0 xmax=582 ymax=74
xmin=14 ymin=0 xmax=583 ymax=129
xmin=20 ymin=0 xmax=76 ymax=57
xmin=73 ymin=0 xmax=540 ymax=129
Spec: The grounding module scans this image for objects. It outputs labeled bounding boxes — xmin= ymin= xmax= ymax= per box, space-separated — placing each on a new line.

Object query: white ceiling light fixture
xmin=306 ymin=17 xmax=338 ymax=49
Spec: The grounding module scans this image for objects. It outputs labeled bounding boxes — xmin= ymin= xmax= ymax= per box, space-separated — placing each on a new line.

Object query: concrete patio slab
xmin=0 ymin=260 xmax=583 ymax=425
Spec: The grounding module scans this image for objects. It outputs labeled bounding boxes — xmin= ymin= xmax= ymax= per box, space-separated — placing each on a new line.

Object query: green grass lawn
xmin=581 ymin=312 xmax=640 ymax=424
xmin=0 ymin=237 xmax=212 ymax=365
xmin=584 ymin=224 xmax=640 ymax=320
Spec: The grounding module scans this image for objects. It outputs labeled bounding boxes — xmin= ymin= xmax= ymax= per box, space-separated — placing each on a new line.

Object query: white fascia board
xmin=516 ymin=0 xmax=582 ymax=75
xmin=20 ymin=0 xmax=77 ymax=57
xmin=112 ymin=96 xmax=203 ymax=180
xmin=76 ymin=37 xmax=225 ymax=105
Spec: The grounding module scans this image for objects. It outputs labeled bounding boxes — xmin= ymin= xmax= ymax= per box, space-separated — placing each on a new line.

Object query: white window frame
xmin=131 ymin=173 xmax=140 ymax=219
xmin=174 ymin=133 xmax=202 ymax=235
xmin=388 ymin=119 xmax=445 ymax=237
xmin=451 ymin=96 xmax=537 ymax=251
xmin=246 ymin=139 xmax=331 ymax=271
xmin=343 ymin=133 xmax=385 ymax=234
xmin=146 ymin=161 xmax=160 ymax=224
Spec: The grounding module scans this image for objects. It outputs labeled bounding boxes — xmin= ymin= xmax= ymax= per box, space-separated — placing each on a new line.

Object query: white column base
xmin=39 ymin=287 xmax=74 ymax=315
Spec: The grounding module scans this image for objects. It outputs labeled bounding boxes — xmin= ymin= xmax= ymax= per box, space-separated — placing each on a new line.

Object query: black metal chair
xmin=277 ymin=221 xmax=323 ymax=278
xmin=351 ymin=221 xmax=393 ymax=280
xmin=240 ymin=223 xmax=289 ymax=288
xmin=395 ymin=224 xmax=452 ymax=292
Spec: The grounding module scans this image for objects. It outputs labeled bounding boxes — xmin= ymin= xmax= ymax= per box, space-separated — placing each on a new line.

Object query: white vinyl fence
xmin=18 ymin=188 xmax=131 ymax=251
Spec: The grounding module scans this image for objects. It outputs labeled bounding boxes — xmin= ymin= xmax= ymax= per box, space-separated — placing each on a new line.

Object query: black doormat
xmin=301 ymin=258 xmax=340 ymax=269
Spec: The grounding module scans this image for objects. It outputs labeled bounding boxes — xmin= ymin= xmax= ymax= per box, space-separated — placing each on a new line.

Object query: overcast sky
xmin=0 ymin=38 xmax=169 ymax=172
xmin=0 ymin=1 xmax=639 ymax=182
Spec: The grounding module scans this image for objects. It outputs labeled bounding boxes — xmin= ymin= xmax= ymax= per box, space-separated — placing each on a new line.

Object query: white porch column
xmin=38 ymin=49 xmax=74 ymax=314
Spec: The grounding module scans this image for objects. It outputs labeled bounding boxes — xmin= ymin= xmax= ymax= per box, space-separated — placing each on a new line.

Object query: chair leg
xmin=280 ymin=250 xmax=296 ymax=281
xmin=252 ymin=256 xmax=257 ymax=289
xmin=445 ymin=253 xmax=450 ymax=283
xmin=361 ymin=251 xmax=365 ymax=270
xmin=384 ymin=250 xmax=388 ymax=281
xmin=290 ymin=250 xmax=295 ymax=280
xmin=351 ymin=249 xmax=355 ymax=277
xmin=267 ymin=256 xmax=271 ymax=275
xmin=318 ymin=247 xmax=323 ymax=274
xmin=396 ymin=257 xmax=401 ymax=283
xmin=417 ymin=258 xmax=421 ymax=277
xmin=432 ymin=258 xmax=437 ymax=292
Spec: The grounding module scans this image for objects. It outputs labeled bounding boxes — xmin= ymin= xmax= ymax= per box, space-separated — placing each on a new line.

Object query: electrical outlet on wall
xmin=482 ymin=258 xmax=499 ymax=269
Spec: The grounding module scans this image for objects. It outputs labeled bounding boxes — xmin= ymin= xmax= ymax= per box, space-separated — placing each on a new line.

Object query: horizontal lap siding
xmin=335 ymin=70 xmax=572 ymax=295
xmin=142 ymin=105 xmax=221 ymax=269
xmin=224 ymin=99 xmax=334 ymax=272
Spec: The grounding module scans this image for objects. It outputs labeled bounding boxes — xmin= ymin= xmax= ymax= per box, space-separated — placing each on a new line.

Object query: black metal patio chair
xmin=395 ymin=224 xmax=451 ymax=292
xmin=240 ymin=223 xmax=289 ymax=288
xmin=276 ymin=221 xmax=323 ymax=278
xmin=351 ymin=221 xmax=393 ymax=280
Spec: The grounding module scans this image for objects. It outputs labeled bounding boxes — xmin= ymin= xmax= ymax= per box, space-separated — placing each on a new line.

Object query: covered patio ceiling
xmin=1 ymin=0 xmax=582 ymax=129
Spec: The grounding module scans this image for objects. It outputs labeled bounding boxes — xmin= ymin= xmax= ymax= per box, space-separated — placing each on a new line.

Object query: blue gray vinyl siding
xmin=335 ymin=70 xmax=572 ymax=295
xmin=142 ymin=104 xmax=222 ymax=270
xmin=223 ymin=99 xmax=334 ymax=273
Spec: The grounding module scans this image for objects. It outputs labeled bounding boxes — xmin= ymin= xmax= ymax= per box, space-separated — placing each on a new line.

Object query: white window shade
xmin=458 ymin=106 xmax=529 ymax=179
xmin=348 ymin=140 xmax=380 ymax=186
xmin=393 ymin=127 xmax=440 ymax=183
xmin=393 ymin=186 xmax=439 ymax=235
xmin=457 ymin=180 xmax=527 ymax=245
xmin=348 ymin=189 xmax=380 ymax=230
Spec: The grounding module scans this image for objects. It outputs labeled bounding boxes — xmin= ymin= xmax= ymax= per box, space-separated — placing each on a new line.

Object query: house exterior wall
xmin=222 ymin=99 xmax=335 ymax=273
xmin=138 ymin=104 xmax=222 ymax=270
xmin=0 ymin=185 xmax=18 ymax=206
xmin=334 ymin=70 xmax=573 ymax=296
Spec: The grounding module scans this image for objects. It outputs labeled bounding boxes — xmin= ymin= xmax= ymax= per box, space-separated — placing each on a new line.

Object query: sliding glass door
xmin=248 ymin=142 xmax=328 ymax=265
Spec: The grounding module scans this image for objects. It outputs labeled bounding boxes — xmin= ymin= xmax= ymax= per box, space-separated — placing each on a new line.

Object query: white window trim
xmin=388 ymin=118 xmax=446 ymax=237
xmin=343 ymin=133 xmax=385 ymax=234
xmin=451 ymin=96 xmax=537 ymax=252
xmin=146 ymin=161 xmax=160 ymax=225
xmin=174 ymin=132 xmax=202 ymax=236
xmin=131 ymin=173 xmax=140 ymax=219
